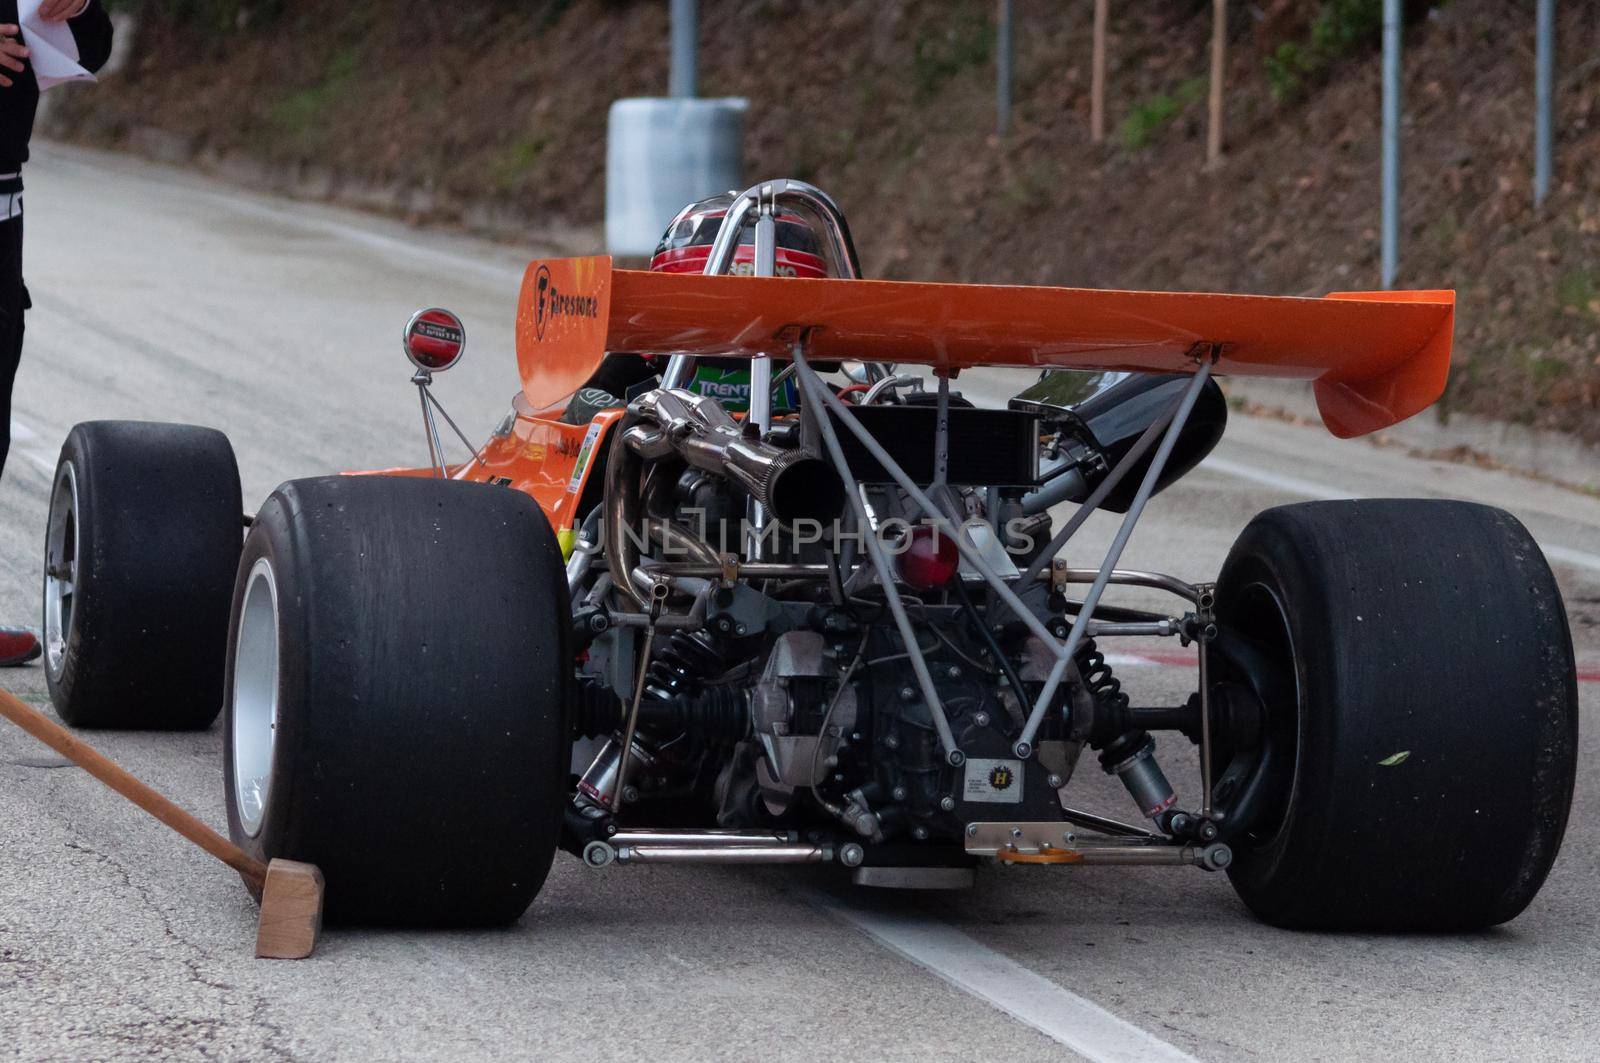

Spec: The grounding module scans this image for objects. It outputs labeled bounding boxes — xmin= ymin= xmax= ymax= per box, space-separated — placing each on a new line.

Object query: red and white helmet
xmin=650 ymin=192 xmax=831 ymax=279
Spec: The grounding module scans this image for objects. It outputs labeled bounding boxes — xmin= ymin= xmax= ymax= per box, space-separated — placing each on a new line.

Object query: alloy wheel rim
xmin=232 ymin=557 xmax=281 ymax=837
xmin=43 ymin=462 xmax=79 ymax=682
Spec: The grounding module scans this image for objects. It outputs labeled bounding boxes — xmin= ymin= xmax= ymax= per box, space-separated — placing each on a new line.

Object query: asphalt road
xmin=1 ymin=144 xmax=1596 ymax=1062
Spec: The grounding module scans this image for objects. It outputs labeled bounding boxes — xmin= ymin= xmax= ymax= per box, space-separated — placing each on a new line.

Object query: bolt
xmin=939 ymin=796 xmax=956 ymax=812
xmin=1063 ymin=831 xmax=1076 ymax=845
xmin=899 ymin=686 xmax=918 ymax=702
xmin=622 ymin=785 xmax=640 ymax=804
xmin=1046 ymin=773 xmax=1064 ymax=789
xmin=735 ymin=623 xmax=748 ymax=636
xmin=946 ymin=664 xmax=962 ymax=680
xmin=892 ymin=786 xmax=908 ymax=801
xmin=839 ymin=843 xmax=865 ymax=868
xmin=1198 ymin=820 xmax=1220 ymax=843
xmin=1014 ymin=741 xmax=1033 ymax=759
xmin=912 ymin=826 xmax=929 ymax=840
xmin=884 ymin=734 xmax=900 ymax=750
xmin=973 ymin=712 xmax=990 ymax=728
xmin=1010 ymin=827 xmax=1024 ymax=839
xmin=589 ymin=614 xmax=609 ymax=632
xmin=966 ymin=824 xmax=979 ymax=837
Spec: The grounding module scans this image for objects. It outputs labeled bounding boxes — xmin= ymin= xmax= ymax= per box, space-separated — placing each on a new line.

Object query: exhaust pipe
xmin=630 ymin=389 xmax=846 ymax=524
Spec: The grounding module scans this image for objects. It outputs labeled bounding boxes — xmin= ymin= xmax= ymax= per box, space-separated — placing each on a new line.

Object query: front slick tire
xmin=1217 ymin=500 xmax=1577 ymax=932
xmin=224 ymin=476 xmax=571 ymax=927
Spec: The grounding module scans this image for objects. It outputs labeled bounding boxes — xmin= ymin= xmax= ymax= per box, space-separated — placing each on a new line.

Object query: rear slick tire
xmin=223 ymin=475 xmax=571 ymax=926
xmin=43 ymin=421 xmax=242 ymax=729
xmin=1216 ymin=499 xmax=1577 ymax=932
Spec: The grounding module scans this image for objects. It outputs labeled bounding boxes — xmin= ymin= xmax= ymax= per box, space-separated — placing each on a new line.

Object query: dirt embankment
xmin=50 ymin=0 xmax=1600 ymax=441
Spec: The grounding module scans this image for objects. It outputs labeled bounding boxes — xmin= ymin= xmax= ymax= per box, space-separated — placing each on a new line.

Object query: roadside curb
xmin=1223 ymin=378 xmax=1600 ymax=493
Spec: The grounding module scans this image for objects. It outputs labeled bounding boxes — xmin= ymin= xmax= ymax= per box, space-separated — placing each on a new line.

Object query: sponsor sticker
xmin=533 ymin=263 xmax=601 ymax=342
xmin=963 ymin=758 xmax=1024 ymax=804
xmin=567 ymin=421 xmax=604 ymax=494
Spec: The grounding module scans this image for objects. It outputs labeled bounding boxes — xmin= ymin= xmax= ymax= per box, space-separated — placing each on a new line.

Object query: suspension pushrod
xmin=796 ymin=363 xmax=964 ymax=766
xmin=1015 ymin=362 xmax=1214 ymax=755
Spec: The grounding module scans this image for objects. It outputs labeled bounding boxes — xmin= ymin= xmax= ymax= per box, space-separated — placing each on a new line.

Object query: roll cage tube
xmin=660 ymin=180 xmax=880 ymax=411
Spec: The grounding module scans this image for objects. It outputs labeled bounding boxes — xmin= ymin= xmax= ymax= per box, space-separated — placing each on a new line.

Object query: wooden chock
xmin=255 ymin=859 xmax=325 ymax=960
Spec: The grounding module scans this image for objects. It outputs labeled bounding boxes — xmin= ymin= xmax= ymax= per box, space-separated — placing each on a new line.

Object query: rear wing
xmin=515 ymin=256 xmax=1454 ymax=438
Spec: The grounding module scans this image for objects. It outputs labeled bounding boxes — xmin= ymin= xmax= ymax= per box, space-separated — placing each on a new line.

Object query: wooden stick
xmin=1091 ymin=0 xmax=1109 ymax=143
xmin=1208 ymin=0 xmax=1227 ymax=166
xmin=0 ymin=688 xmax=268 ymax=891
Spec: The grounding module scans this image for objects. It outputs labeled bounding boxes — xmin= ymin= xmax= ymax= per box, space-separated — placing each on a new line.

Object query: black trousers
xmin=0 ymin=208 xmax=23 ymax=482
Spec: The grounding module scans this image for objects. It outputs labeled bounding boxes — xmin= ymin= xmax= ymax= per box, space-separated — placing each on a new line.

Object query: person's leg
xmin=0 ymin=212 xmax=20 ymax=482
xmin=0 ymin=209 xmax=38 ymax=667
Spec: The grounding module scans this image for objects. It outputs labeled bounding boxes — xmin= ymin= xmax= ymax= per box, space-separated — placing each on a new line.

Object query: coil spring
xmin=644 ymin=630 xmax=725 ymax=701
xmin=1075 ymin=637 xmax=1128 ymax=712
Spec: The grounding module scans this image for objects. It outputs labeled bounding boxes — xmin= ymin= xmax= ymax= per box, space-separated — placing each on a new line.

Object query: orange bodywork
xmin=516 ymin=255 xmax=1455 ymax=439
xmin=361 ymin=407 xmax=620 ymax=537
xmin=368 ymin=255 xmax=1456 ymax=534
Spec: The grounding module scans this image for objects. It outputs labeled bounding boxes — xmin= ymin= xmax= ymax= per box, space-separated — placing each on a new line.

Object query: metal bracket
xmin=965 ymin=820 xmax=1079 ymax=857
xmin=413 ymin=369 xmax=487 ymax=477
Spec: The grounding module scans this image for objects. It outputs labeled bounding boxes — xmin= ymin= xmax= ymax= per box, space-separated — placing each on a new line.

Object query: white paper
xmin=18 ymin=0 xmax=96 ymax=92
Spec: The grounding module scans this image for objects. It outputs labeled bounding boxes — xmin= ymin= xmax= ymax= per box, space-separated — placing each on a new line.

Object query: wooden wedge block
xmin=255 ymin=859 xmax=325 ymax=960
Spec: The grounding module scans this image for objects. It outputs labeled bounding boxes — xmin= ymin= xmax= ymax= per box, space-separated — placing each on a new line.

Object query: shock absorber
xmin=1077 ymin=637 xmax=1128 ymax=715
xmin=645 ymin=630 xmax=725 ymax=700
xmin=1097 ymin=731 xmax=1178 ymax=827
xmin=1079 ymin=638 xmax=1179 ymax=830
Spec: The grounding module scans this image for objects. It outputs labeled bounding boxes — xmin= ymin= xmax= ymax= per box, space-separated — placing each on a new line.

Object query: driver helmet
xmin=649 ymin=192 xmax=831 ymax=279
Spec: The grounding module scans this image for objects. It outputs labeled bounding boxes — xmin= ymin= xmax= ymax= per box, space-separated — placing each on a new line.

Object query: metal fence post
xmin=1091 ymin=0 xmax=1109 ymax=143
xmin=1534 ymin=0 xmax=1555 ymax=209
xmin=997 ymin=0 xmax=1014 ymax=138
xmin=670 ymin=0 xmax=698 ymax=99
xmin=1207 ymin=0 xmax=1225 ymax=167
xmin=1381 ymin=0 xmax=1401 ymax=290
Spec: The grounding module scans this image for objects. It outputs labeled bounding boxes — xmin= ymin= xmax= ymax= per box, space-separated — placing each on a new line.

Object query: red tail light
xmin=899 ymin=525 xmax=961 ymax=589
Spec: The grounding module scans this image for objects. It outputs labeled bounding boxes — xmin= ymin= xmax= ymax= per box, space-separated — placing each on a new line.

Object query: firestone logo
xmin=534 ymin=264 xmax=600 ymax=341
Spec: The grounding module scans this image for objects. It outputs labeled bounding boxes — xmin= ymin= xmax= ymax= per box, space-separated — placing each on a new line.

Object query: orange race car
xmin=41 ymin=181 xmax=1577 ymax=930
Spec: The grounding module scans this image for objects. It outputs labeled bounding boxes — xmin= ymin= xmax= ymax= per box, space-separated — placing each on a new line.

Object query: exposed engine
xmin=564 ymin=366 xmax=1229 ymax=870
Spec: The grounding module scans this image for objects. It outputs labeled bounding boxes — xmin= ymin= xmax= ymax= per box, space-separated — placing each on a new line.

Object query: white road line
xmin=1204 ymin=456 xmax=1600 ymax=575
xmin=819 ymin=899 xmax=1201 ymax=1063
